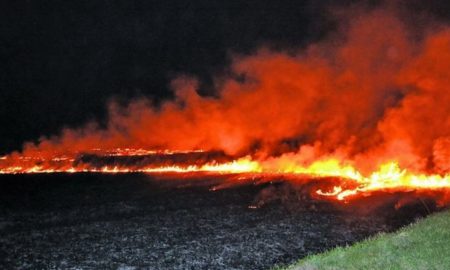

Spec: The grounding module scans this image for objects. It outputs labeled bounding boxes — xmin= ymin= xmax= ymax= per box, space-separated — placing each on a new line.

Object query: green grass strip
xmin=280 ymin=209 xmax=450 ymax=270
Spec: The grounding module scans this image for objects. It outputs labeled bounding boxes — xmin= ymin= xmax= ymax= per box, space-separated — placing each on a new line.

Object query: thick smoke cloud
xmin=13 ymin=6 xmax=450 ymax=175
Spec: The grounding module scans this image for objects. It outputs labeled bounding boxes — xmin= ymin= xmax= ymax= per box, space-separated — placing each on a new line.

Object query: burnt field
xmin=0 ymin=173 xmax=442 ymax=269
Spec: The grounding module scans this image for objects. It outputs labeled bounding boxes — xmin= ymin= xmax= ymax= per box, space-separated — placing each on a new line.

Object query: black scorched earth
xmin=0 ymin=173 xmax=439 ymax=270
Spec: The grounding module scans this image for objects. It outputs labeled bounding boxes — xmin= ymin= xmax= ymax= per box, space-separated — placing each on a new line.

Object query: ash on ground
xmin=0 ymin=174 xmax=438 ymax=269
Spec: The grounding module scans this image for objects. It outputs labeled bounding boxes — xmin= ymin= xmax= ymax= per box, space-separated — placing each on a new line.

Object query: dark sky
xmin=0 ymin=0 xmax=449 ymax=154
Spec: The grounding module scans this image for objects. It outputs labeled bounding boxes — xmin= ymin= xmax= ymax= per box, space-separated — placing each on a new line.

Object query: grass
xmin=280 ymin=209 xmax=450 ymax=270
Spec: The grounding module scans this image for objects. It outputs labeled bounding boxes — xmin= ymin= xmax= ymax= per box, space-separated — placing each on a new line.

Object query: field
xmin=0 ymin=173 xmax=439 ymax=269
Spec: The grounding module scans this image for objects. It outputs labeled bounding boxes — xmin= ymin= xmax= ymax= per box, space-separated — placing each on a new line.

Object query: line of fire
xmin=1 ymin=8 xmax=450 ymax=206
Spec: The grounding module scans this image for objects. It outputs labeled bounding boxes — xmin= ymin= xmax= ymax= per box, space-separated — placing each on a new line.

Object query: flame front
xmin=1 ymin=8 xmax=450 ymax=204
xmin=1 ymin=150 xmax=449 ymax=203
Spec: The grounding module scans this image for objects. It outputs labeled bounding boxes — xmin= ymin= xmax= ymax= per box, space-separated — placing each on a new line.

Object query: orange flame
xmin=1 ymin=7 xmax=450 ymax=204
xmin=1 ymin=150 xmax=449 ymax=203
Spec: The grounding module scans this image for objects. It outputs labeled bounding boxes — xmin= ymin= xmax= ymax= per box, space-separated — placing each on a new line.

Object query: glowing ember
xmin=89 ymin=148 xmax=205 ymax=156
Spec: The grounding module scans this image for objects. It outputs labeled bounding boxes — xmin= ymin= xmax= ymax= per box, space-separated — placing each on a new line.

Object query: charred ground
xmin=0 ymin=173 xmax=440 ymax=269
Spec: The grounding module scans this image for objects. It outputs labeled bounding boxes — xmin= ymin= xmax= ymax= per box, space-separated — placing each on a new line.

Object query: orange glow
xmin=0 ymin=152 xmax=260 ymax=175
xmin=1 ymin=150 xmax=449 ymax=203
xmin=1 ymin=8 xmax=450 ymax=205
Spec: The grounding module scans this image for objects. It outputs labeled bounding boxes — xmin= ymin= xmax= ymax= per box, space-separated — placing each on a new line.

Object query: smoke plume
xmin=10 ymin=5 xmax=450 ymax=176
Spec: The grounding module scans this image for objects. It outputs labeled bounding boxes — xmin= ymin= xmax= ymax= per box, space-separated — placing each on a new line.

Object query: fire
xmin=199 ymin=157 xmax=262 ymax=173
xmin=311 ymin=160 xmax=450 ymax=200
xmin=1 ymin=8 xmax=450 ymax=205
xmin=1 ymin=150 xmax=449 ymax=203
xmin=0 ymin=152 xmax=260 ymax=175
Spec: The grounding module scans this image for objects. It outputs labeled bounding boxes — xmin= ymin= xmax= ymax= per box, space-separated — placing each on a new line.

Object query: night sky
xmin=1 ymin=0 xmax=449 ymax=154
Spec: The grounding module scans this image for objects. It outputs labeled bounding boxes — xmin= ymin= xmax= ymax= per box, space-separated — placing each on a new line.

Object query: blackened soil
xmin=0 ymin=173 xmax=438 ymax=269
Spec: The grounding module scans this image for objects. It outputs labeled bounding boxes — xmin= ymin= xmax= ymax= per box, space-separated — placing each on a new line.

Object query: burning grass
xmin=2 ymin=150 xmax=450 ymax=205
xmin=1 ymin=6 xmax=450 ymax=206
xmin=282 ymin=208 xmax=450 ymax=270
